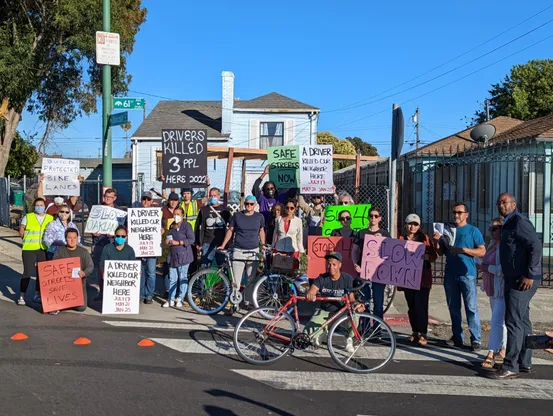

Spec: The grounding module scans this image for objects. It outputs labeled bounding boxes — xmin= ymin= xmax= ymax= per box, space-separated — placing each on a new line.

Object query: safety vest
xmin=180 ymin=200 xmax=199 ymax=231
xmin=22 ymin=213 xmax=53 ymax=251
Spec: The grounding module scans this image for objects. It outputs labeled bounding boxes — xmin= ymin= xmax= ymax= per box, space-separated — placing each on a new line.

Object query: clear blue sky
xmin=18 ymin=0 xmax=553 ymax=158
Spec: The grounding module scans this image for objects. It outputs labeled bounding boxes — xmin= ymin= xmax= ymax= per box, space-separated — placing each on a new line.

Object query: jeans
xmin=403 ymin=287 xmax=431 ymax=336
xmin=362 ymin=281 xmax=386 ymax=319
xmin=503 ymin=278 xmax=538 ymax=372
xmin=168 ymin=264 xmax=190 ymax=303
xmin=201 ymin=242 xmax=225 ymax=268
xmin=140 ymin=257 xmax=157 ymax=300
xmin=444 ymin=274 xmax=481 ymax=343
xmin=488 ymin=296 xmax=507 ymax=353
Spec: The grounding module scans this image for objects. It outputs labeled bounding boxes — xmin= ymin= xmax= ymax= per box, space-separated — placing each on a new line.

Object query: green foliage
xmin=472 ymin=59 xmax=553 ymax=123
xmin=317 ymin=131 xmax=357 ymax=170
xmin=5 ymin=132 xmax=39 ymax=177
xmin=345 ymin=136 xmax=379 ymax=157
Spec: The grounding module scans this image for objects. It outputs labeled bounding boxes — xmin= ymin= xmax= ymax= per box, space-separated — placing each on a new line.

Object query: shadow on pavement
xmin=205 ymin=389 xmax=295 ymax=416
xmin=204 ymin=406 xmax=238 ymax=416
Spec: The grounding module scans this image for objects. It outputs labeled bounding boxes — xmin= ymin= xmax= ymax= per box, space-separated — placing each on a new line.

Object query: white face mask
xmin=174 ymin=215 xmax=183 ymax=223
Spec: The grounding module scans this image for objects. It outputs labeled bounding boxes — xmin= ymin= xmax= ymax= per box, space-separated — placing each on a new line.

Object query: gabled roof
xmin=490 ymin=114 xmax=553 ymax=144
xmin=234 ymin=92 xmax=319 ymax=111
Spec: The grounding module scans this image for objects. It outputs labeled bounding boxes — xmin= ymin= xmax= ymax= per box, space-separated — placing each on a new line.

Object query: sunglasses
xmin=115 ymin=235 xmax=127 ymax=238
xmin=452 ymin=211 xmax=467 ymax=215
xmin=370 ymin=214 xmax=380 ymax=218
xmin=265 ymin=187 xmax=275 ymax=191
xmin=142 ymin=197 xmax=152 ymax=201
xmin=340 ymin=216 xmax=351 ymax=221
xmin=245 ymin=202 xmax=255 ymax=206
xmin=490 ymin=225 xmax=502 ymax=231
xmin=286 ymin=206 xmax=296 ymax=210
xmin=59 ymin=211 xmax=70 ymax=214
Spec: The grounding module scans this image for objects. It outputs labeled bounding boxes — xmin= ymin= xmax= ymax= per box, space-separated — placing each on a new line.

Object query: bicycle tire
xmin=327 ymin=312 xmax=396 ymax=373
xmin=187 ymin=268 xmax=231 ymax=315
xmin=251 ymin=274 xmax=296 ymax=319
xmin=383 ymin=285 xmax=397 ymax=314
xmin=233 ymin=307 xmax=296 ymax=365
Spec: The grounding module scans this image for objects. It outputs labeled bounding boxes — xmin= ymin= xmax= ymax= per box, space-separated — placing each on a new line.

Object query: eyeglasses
xmin=490 ymin=225 xmax=502 ymax=231
xmin=452 ymin=211 xmax=467 ymax=215
xmin=340 ymin=216 xmax=351 ymax=221
xmin=370 ymin=214 xmax=380 ymax=218
xmin=286 ymin=206 xmax=296 ymax=211
xmin=142 ymin=198 xmax=151 ymax=201
xmin=245 ymin=202 xmax=255 ymax=206
xmin=59 ymin=211 xmax=70 ymax=214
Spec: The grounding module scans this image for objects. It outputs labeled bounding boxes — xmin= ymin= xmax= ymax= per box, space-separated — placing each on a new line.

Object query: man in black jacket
xmin=491 ymin=193 xmax=542 ymax=380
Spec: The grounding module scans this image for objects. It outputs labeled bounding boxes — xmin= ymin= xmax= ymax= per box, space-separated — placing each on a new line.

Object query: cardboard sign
xmin=162 ymin=129 xmax=208 ymax=187
xmin=128 ymin=208 xmax=162 ymax=257
xmin=321 ymin=204 xmax=372 ymax=236
xmin=268 ymin=145 xmax=300 ymax=189
xmin=102 ymin=260 xmax=141 ymax=314
xmin=41 ymin=158 xmax=80 ymax=196
xmin=84 ymin=205 xmax=127 ymax=234
xmin=307 ymin=236 xmax=356 ymax=279
xmin=359 ymin=235 xmax=425 ymax=290
xmin=39 ymin=258 xmax=85 ymax=313
xmin=299 ymin=145 xmax=334 ymax=194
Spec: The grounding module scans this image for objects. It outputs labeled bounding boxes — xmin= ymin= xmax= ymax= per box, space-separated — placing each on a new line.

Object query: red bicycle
xmin=233 ymin=280 xmax=396 ymax=373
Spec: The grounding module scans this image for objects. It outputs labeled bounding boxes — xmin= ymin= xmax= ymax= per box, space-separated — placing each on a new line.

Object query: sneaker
xmin=94 ymin=294 xmax=103 ymax=302
xmin=144 ymin=298 xmax=153 ymax=305
xmin=313 ymin=337 xmax=321 ymax=348
xmin=48 ymin=310 xmax=60 ymax=315
xmin=471 ymin=342 xmax=481 ymax=352
xmin=345 ymin=337 xmax=355 ymax=353
xmin=162 ymin=301 xmax=171 ymax=308
xmin=175 ymin=299 xmax=183 ymax=308
xmin=32 ymin=295 xmax=41 ymax=304
xmin=17 ymin=297 xmax=26 ymax=306
xmin=446 ymin=337 xmax=464 ymax=348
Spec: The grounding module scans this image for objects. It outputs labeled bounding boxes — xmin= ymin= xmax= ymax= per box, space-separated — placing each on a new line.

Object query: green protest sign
xmin=321 ymin=204 xmax=372 ymax=236
xmin=267 ymin=145 xmax=300 ymax=189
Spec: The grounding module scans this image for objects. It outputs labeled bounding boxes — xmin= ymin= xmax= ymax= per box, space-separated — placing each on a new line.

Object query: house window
xmin=156 ymin=150 xmax=162 ymax=181
xmin=260 ymin=122 xmax=284 ymax=148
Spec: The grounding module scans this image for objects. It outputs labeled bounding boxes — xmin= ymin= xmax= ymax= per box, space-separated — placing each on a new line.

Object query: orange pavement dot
xmin=137 ymin=338 xmax=155 ymax=347
xmin=73 ymin=337 xmax=91 ymax=345
xmin=10 ymin=332 xmax=28 ymax=341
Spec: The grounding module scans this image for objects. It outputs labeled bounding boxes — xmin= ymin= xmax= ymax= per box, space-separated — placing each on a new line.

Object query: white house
xmin=131 ymin=71 xmax=320 ymax=202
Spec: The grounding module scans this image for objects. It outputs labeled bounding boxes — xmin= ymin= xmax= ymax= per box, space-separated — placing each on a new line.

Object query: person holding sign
xmin=43 ymin=204 xmax=80 ymax=259
xmin=37 ymin=174 xmax=81 ymax=216
xmin=18 ymin=198 xmax=54 ymax=306
xmin=272 ymin=199 xmax=304 ymax=270
xmin=330 ymin=210 xmax=356 ymax=238
xmin=49 ymin=228 xmax=94 ymax=315
xmin=253 ymin=164 xmax=297 ymax=224
xmin=298 ymin=194 xmax=325 ymax=236
xmin=164 ymin=207 xmax=195 ymax=308
xmin=398 ymin=214 xmax=438 ymax=346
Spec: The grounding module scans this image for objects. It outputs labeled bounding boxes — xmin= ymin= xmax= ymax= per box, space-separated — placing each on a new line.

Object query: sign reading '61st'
xmin=112 ymin=97 xmax=145 ymax=110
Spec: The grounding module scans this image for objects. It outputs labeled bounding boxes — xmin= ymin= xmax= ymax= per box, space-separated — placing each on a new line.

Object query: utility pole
xmin=485 ymin=99 xmax=490 ymax=121
xmin=412 ymin=107 xmax=421 ymax=149
xmin=101 ymin=0 xmax=112 ymax=192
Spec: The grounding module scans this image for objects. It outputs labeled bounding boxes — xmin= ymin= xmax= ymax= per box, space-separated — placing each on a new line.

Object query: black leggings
xmin=403 ymin=287 xmax=431 ymax=335
xmin=21 ymin=250 xmax=47 ymax=294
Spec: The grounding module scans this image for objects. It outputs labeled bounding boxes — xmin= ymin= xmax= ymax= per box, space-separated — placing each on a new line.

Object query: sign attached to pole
xmin=41 ymin=158 xmax=80 ymax=196
xmin=162 ymin=129 xmax=208 ymax=187
xmin=299 ymin=145 xmax=333 ymax=194
xmin=128 ymin=208 xmax=162 ymax=257
xmin=109 ymin=111 xmax=128 ymax=127
xmin=95 ymin=31 xmax=120 ymax=66
xmin=113 ymin=97 xmax=145 ymax=110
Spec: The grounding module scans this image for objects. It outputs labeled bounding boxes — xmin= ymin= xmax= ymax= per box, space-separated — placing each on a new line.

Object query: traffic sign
xmin=96 ymin=31 xmax=120 ymax=66
xmin=113 ymin=97 xmax=145 ymax=110
xmin=109 ymin=112 xmax=128 ymax=127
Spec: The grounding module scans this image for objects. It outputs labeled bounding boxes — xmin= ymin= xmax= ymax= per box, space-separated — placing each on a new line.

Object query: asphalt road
xmin=1 ymin=299 xmax=552 ymax=416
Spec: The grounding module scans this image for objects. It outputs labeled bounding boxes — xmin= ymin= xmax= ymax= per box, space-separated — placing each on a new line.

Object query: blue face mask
xmin=35 ymin=206 xmax=45 ymax=214
xmin=209 ymin=197 xmax=219 ymax=205
xmin=115 ymin=236 xmax=126 ymax=245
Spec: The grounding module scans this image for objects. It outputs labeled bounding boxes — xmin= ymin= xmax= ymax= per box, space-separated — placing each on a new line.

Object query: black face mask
xmin=263 ymin=187 xmax=275 ymax=198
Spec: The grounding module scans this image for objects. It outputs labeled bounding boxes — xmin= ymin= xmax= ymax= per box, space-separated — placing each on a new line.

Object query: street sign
xmin=112 ymin=97 xmax=145 ymax=110
xmin=96 ymin=31 xmax=120 ymax=66
xmin=109 ymin=112 xmax=128 ymax=127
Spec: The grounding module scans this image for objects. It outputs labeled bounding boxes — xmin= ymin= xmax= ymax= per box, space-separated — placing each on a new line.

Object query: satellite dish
xmin=470 ymin=123 xmax=496 ymax=145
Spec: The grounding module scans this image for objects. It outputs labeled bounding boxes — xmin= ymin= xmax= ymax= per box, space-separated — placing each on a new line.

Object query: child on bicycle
xmin=304 ymin=252 xmax=365 ymax=352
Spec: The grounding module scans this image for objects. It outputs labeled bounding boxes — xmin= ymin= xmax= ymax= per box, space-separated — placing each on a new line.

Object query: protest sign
xmin=84 ymin=205 xmax=127 ymax=234
xmin=268 ymin=145 xmax=300 ymax=189
xmin=162 ymin=129 xmax=208 ymax=187
xmin=128 ymin=208 xmax=162 ymax=257
xmin=299 ymin=145 xmax=334 ymax=194
xmin=41 ymin=157 xmax=80 ymax=196
xmin=102 ymin=260 xmax=141 ymax=314
xmin=359 ymin=235 xmax=425 ymax=290
xmin=307 ymin=236 xmax=356 ymax=278
xmin=39 ymin=258 xmax=85 ymax=313
xmin=321 ymin=204 xmax=372 ymax=236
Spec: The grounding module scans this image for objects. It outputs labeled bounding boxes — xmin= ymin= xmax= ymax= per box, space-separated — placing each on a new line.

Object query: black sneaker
xmin=471 ymin=342 xmax=481 ymax=352
xmin=93 ymin=293 xmax=102 ymax=302
xmin=445 ymin=337 xmax=464 ymax=348
xmin=144 ymin=298 xmax=153 ymax=305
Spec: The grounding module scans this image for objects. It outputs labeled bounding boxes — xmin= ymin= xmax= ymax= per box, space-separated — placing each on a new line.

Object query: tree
xmin=316 ymin=131 xmax=356 ymax=170
xmin=472 ymin=59 xmax=553 ymax=123
xmin=345 ymin=136 xmax=379 ymax=157
xmin=5 ymin=132 xmax=39 ymax=177
xmin=0 ymin=1 xmax=147 ymax=176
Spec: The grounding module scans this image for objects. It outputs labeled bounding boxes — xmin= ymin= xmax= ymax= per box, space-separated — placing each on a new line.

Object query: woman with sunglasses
xmin=330 ymin=210 xmax=356 ymax=237
xmin=477 ymin=217 xmax=507 ymax=368
xmin=43 ymin=204 xmax=80 ymax=260
xmin=272 ymin=199 xmax=304 ymax=268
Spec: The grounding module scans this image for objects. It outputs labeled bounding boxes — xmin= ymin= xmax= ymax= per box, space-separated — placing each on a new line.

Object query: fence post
xmin=224 ymin=148 xmax=234 ymax=206
xmin=354 ymin=153 xmax=361 ymax=204
xmin=97 ymin=175 xmax=102 ymax=204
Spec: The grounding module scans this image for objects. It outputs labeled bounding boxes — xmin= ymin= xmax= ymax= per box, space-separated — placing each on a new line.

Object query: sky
xmin=17 ymin=0 xmax=553 ymax=158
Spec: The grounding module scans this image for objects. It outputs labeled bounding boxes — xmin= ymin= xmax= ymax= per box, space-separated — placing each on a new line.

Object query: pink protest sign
xmin=359 ymin=235 xmax=425 ymax=290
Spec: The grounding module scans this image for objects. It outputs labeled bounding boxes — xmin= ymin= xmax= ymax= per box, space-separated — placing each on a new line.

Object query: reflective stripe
xmin=22 ymin=213 xmax=53 ymax=251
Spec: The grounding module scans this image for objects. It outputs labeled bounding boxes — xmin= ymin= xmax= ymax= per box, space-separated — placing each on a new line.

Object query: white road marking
xmin=102 ymin=320 xmax=237 ymax=332
xmin=232 ymin=370 xmax=553 ymax=400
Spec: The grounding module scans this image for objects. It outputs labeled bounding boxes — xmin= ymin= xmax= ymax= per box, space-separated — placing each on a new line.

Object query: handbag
xmin=272 ymin=252 xmax=294 ymax=272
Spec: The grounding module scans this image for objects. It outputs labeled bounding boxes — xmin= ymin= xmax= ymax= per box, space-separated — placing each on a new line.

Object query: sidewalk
xmin=1 ymin=226 xmax=552 ymax=325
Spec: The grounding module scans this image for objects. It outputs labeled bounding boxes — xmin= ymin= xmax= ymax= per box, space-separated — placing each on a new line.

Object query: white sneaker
xmin=162 ymin=301 xmax=171 ymax=308
xmin=345 ymin=337 xmax=355 ymax=353
xmin=175 ymin=299 xmax=183 ymax=308
xmin=17 ymin=297 xmax=26 ymax=306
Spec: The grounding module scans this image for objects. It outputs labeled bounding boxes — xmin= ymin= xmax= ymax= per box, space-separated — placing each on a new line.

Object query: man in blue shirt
xmin=433 ymin=202 xmax=486 ymax=351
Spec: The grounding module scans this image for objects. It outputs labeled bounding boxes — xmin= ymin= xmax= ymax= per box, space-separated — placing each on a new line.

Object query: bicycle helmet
xmin=294 ymin=275 xmax=310 ymax=294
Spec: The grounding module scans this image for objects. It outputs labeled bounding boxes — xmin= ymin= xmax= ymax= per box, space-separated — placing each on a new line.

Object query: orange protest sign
xmin=39 ymin=258 xmax=84 ymax=313
xmin=306 ymin=236 xmax=356 ymax=279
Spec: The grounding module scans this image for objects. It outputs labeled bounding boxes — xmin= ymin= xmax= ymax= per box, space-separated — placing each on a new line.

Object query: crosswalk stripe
xmin=102 ymin=321 xmax=237 ymax=332
xmin=231 ymin=370 xmax=553 ymax=399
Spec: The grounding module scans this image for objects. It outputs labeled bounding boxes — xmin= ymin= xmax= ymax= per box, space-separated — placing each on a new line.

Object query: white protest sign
xmin=41 ymin=158 xmax=80 ymax=196
xmin=299 ymin=145 xmax=334 ymax=194
xmin=128 ymin=208 xmax=162 ymax=257
xmin=102 ymin=260 xmax=141 ymax=314
xmin=84 ymin=205 xmax=127 ymax=234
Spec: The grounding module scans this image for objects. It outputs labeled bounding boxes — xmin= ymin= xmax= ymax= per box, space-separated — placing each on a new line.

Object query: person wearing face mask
xmin=43 ymin=204 xmax=80 ymax=260
xmin=37 ymin=174 xmax=80 ymax=216
xmin=253 ymin=164 xmax=297 ymax=224
xmin=164 ymin=207 xmax=195 ymax=308
xmin=18 ymin=198 xmax=54 ymax=305
xmin=98 ymin=226 xmax=136 ymax=301
xmin=195 ymin=188 xmax=231 ymax=269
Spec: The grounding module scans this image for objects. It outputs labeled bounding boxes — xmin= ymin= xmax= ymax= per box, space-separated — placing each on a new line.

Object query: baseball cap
xmin=405 ymin=213 xmax=421 ymax=225
xmin=325 ymin=251 xmax=343 ymax=263
xmin=245 ymin=195 xmax=257 ymax=203
xmin=168 ymin=192 xmax=179 ymax=201
xmin=141 ymin=191 xmax=153 ymax=200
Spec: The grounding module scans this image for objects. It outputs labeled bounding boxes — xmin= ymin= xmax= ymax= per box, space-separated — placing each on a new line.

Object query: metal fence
xmin=0 ymin=178 xmax=9 ymax=227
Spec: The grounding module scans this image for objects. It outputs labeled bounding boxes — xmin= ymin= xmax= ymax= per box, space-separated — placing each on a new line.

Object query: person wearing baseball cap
xmin=398 ymin=213 xmax=438 ymax=346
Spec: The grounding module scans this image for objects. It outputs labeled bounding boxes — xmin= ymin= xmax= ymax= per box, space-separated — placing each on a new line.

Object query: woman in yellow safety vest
xmin=18 ymin=198 xmax=54 ymax=306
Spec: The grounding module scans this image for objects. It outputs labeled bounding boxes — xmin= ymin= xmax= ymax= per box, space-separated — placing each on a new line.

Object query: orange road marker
xmin=137 ymin=338 xmax=155 ymax=347
xmin=10 ymin=332 xmax=28 ymax=341
xmin=73 ymin=337 xmax=91 ymax=345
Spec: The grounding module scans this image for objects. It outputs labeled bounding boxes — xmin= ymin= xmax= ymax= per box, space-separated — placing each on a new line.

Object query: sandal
xmin=481 ymin=357 xmax=495 ymax=369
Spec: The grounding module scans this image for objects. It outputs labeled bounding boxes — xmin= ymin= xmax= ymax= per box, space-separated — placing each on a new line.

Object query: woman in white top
xmin=273 ymin=199 xmax=305 ymax=263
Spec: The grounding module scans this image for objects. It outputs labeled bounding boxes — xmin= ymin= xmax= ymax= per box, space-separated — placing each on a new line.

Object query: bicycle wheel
xmin=251 ymin=274 xmax=295 ymax=319
xmin=233 ymin=307 xmax=296 ymax=365
xmin=187 ymin=268 xmax=230 ymax=315
xmin=383 ymin=285 xmax=397 ymax=314
xmin=327 ymin=312 xmax=396 ymax=373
